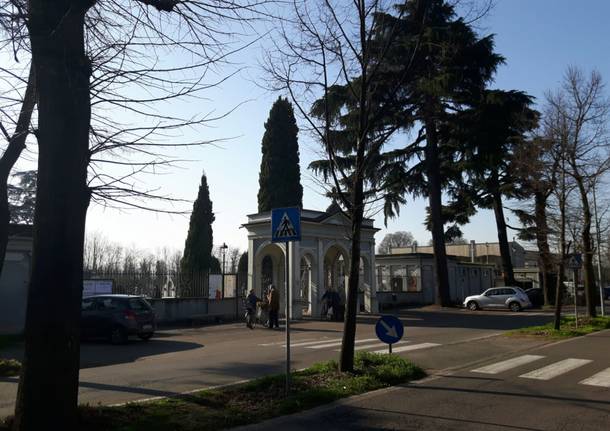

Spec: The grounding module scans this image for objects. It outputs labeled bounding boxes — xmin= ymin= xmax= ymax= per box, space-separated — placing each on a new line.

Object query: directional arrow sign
xmin=375 ymin=315 xmax=404 ymax=345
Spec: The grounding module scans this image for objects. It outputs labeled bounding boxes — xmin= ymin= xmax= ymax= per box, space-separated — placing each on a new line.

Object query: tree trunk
xmin=0 ymin=65 xmax=37 ymax=280
xmin=13 ymin=2 xmax=92 ymax=430
xmin=534 ymin=191 xmax=553 ymax=304
xmin=574 ymin=177 xmax=597 ymax=318
xmin=340 ymin=171 xmax=364 ymax=372
xmin=554 ymin=169 xmax=567 ymax=330
xmin=491 ymin=181 xmax=515 ymax=286
xmin=424 ymin=116 xmax=451 ymax=306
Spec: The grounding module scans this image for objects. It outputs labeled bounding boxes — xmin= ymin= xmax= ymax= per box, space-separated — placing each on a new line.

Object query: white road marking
xmin=282 ymin=338 xmax=342 ymax=347
xmin=258 ymin=338 xmax=318 ymax=347
xmin=520 ymin=358 xmax=592 ymax=380
xmin=373 ymin=342 xmax=440 ymax=354
xmin=579 ymin=367 xmax=610 ymax=387
xmin=332 ymin=341 xmax=410 ymax=352
xmin=354 ymin=341 xmax=409 ymax=351
xmin=307 ymin=338 xmax=378 ymax=349
xmin=471 ymin=355 xmax=545 ymax=375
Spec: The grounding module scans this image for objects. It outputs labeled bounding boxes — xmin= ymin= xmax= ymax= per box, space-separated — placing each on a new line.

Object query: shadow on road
xmin=79 ymin=339 xmax=203 ymax=369
xmin=354 ymin=308 xmax=554 ymax=332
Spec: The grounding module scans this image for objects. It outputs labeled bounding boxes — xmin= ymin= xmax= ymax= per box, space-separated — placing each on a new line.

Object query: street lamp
xmin=220 ymin=242 xmax=228 ymax=299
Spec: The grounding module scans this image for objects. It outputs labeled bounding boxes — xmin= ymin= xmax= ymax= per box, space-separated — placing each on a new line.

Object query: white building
xmin=242 ymin=207 xmax=379 ymax=318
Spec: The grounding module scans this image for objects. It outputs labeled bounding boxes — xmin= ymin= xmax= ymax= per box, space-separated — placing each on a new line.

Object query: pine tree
xmin=257 ymin=97 xmax=303 ymax=212
xmin=181 ymin=172 xmax=215 ymax=276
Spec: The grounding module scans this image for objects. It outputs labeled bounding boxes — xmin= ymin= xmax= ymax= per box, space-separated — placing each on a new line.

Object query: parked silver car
xmin=463 ymin=287 xmax=532 ymax=312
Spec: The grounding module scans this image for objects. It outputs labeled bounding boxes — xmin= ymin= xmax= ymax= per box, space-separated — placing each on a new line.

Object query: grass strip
xmin=508 ymin=316 xmax=610 ymax=339
xmin=0 ymin=359 xmax=21 ymax=377
xmin=2 ymin=352 xmax=424 ymax=431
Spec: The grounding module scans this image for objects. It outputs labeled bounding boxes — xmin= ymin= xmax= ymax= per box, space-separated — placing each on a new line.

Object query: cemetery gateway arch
xmin=243 ymin=207 xmax=378 ymax=318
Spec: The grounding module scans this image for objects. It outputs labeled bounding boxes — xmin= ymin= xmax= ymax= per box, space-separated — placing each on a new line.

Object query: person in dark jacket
xmin=267 ymin=285 xmax=280 ymax=329
xmin=245 ymin=289 xmax=260 ymax=329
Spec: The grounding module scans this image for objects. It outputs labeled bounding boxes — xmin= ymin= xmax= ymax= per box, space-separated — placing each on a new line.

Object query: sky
xmin=81 ymin=0 xmax=610 ymax=256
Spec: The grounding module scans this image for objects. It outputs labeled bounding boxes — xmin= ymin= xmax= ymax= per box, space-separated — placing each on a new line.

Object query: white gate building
xmin=242 ymin=206 xmax=379 ymax=318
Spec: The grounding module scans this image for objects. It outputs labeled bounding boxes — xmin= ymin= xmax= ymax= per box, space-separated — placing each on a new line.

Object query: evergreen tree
xmin=312 ymin=0 xmax=503 ymax=306
xmin=181 ymin=172 xmax=215 ymax=276
xmin=257 ymin=97 xmax=303 ymax=212
xmin=458 ymin=90 xmax=539 ymax=286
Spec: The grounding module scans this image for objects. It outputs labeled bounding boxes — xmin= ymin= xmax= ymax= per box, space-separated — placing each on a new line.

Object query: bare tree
xmin=0 ymin=1 xmax=266 ymax=429
xmin=265 ymin=0 xmax=417 ymax=372
xmin=546 ymin=67 xmax=610 ymax=318
xmin=377 ymin=231 xmax=415 ymax=254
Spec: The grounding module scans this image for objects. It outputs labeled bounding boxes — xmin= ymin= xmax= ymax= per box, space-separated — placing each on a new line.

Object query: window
xmin=406 ymin=266 xmax=421 ymax=292
xmin=377 ymin=265 xmax=391 ymax=292
xmin=129 ymin=298 xmax=150 ymax=311
xmin=390 ymin=265 xmax=406 ymax=292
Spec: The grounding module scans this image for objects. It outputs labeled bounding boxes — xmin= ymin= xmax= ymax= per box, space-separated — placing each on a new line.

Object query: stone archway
xmin=323 ymin=243 xmax=350 ymax=304
xmin=253 ymin=242 xmax=285 ymax=301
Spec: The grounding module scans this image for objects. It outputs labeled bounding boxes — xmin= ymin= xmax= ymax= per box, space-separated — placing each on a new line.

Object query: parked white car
xmin=463 ymin=287 xmax=532 ymax=312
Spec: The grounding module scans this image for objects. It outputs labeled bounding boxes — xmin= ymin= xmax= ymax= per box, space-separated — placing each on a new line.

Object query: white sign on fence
xmin=83 ymin=279 xmax=113 ymax=297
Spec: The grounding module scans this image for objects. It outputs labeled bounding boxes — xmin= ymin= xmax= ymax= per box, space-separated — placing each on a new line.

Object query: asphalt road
xmin=240 ymin=329 xmax=610 ymax=431
xmin=0 ymin=308 xmax=555 ymax=419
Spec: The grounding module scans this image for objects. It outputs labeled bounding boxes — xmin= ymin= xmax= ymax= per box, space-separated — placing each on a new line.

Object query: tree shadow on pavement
xmin=79 ymin=339 xmax=203 ymax=369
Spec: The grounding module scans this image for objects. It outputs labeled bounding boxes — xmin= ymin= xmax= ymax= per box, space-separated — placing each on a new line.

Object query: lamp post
xmin=220 ymin=242 xmax=228 ymax=299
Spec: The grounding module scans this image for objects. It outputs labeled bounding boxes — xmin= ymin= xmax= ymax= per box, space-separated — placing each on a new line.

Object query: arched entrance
xmin=253 ymin=242 xmax=285 ymax=300
xmin=323 ymin=244 xmax=350 ymax=304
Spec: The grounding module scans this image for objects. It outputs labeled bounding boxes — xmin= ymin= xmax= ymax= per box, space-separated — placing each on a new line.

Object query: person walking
xmin=267 ymin=284 xmax=280 ymax=329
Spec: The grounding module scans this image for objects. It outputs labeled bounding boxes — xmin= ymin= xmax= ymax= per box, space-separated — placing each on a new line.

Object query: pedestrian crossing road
xmin=258 ymin=337 xmax=442 ymax=354
xmin=470 ymin=354 xmax=610 ymax=388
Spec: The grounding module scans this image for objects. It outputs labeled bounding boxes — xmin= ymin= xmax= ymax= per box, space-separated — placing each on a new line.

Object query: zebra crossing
xmin=258 ymin=337 xmax=441 ymax=354
xmin=470 ymin=354 xmax=610 ymax=388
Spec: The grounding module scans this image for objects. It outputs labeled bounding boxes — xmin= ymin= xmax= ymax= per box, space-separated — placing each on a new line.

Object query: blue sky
xmin=84 ymin=0 xmax=610 ymax=255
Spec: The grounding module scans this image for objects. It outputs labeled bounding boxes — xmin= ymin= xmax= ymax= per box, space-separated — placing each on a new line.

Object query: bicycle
xmin=245 ymin=307 xmax=256 ymax=329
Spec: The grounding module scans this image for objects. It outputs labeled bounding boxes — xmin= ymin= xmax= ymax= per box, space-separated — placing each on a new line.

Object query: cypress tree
xmin=257 ymin=97 xmax=303 ymax=212
xmin=181 ymin=172 xmax=215 ymax=276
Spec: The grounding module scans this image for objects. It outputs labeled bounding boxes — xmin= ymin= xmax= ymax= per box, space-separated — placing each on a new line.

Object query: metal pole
xmin=222 ymin=250 xmax=226 ymax=299
xmin=389 ymin=343 xmax=392 ymax=355
xmin=574 ymin=268 xmax=578 ymax=329
xmin=285 ymin=241 xmax=291 ymax=395
xmin=593 ymin=183 xmax=605 ymax=316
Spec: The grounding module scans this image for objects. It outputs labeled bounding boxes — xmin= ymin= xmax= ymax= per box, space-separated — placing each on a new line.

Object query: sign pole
xmin=271 ymin=207 xmax=300 ymax=397
xmin=574 ymin=268 xmax=578 ymax=329
xmin=285 ymin=241 xmax=290 ymax=396
xmin=389 ymin=343 xmax=392 ymax=355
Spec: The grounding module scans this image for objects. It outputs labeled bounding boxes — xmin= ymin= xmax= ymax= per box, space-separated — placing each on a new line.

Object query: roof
xmin=243 ymin=208 xmax=378 ymax=231
xmin=375 ymin=252 xmax=495 ymax=267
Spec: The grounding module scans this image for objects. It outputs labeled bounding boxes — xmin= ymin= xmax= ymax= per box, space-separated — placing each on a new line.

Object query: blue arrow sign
xmin=271 ymin=207 xmax=301 ymax=243
xmin=375 ymin=315 xmax=404 ymax=345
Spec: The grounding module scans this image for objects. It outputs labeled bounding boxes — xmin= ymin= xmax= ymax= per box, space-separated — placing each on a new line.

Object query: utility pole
xmin=221 ymin=242 xmax=228 ymax=299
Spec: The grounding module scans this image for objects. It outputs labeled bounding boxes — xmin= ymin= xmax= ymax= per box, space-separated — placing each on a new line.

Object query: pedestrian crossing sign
xmin=567 ymin=253 xmax=582 ymax=270
xmin=271 ymin=207 xmax=301 ymax=243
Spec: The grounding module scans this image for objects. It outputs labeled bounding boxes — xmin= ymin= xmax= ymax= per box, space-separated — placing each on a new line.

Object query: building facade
xmin=375 ymin=253 xmax=495 ymax=306
xmin=243 ymin=207 xmax=379 ymax=318
xmin=0 ymin=225 xmax=33 ymax=334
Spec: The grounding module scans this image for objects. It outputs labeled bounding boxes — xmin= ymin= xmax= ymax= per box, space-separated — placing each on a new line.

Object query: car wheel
xmin=138 ymin=333 xmax=153 ymax=341
xmin=467 ymin=301 xmax=479 ymax=311
xmin=509 ymin=302 xmax=522 ymax=312
xmin=110 ymin=327 xmax=128 ymax=345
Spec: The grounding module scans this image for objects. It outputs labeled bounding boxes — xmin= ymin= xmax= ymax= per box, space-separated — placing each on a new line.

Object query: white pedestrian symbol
xmin=275 ymin=212 xmax=297 ymax=238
